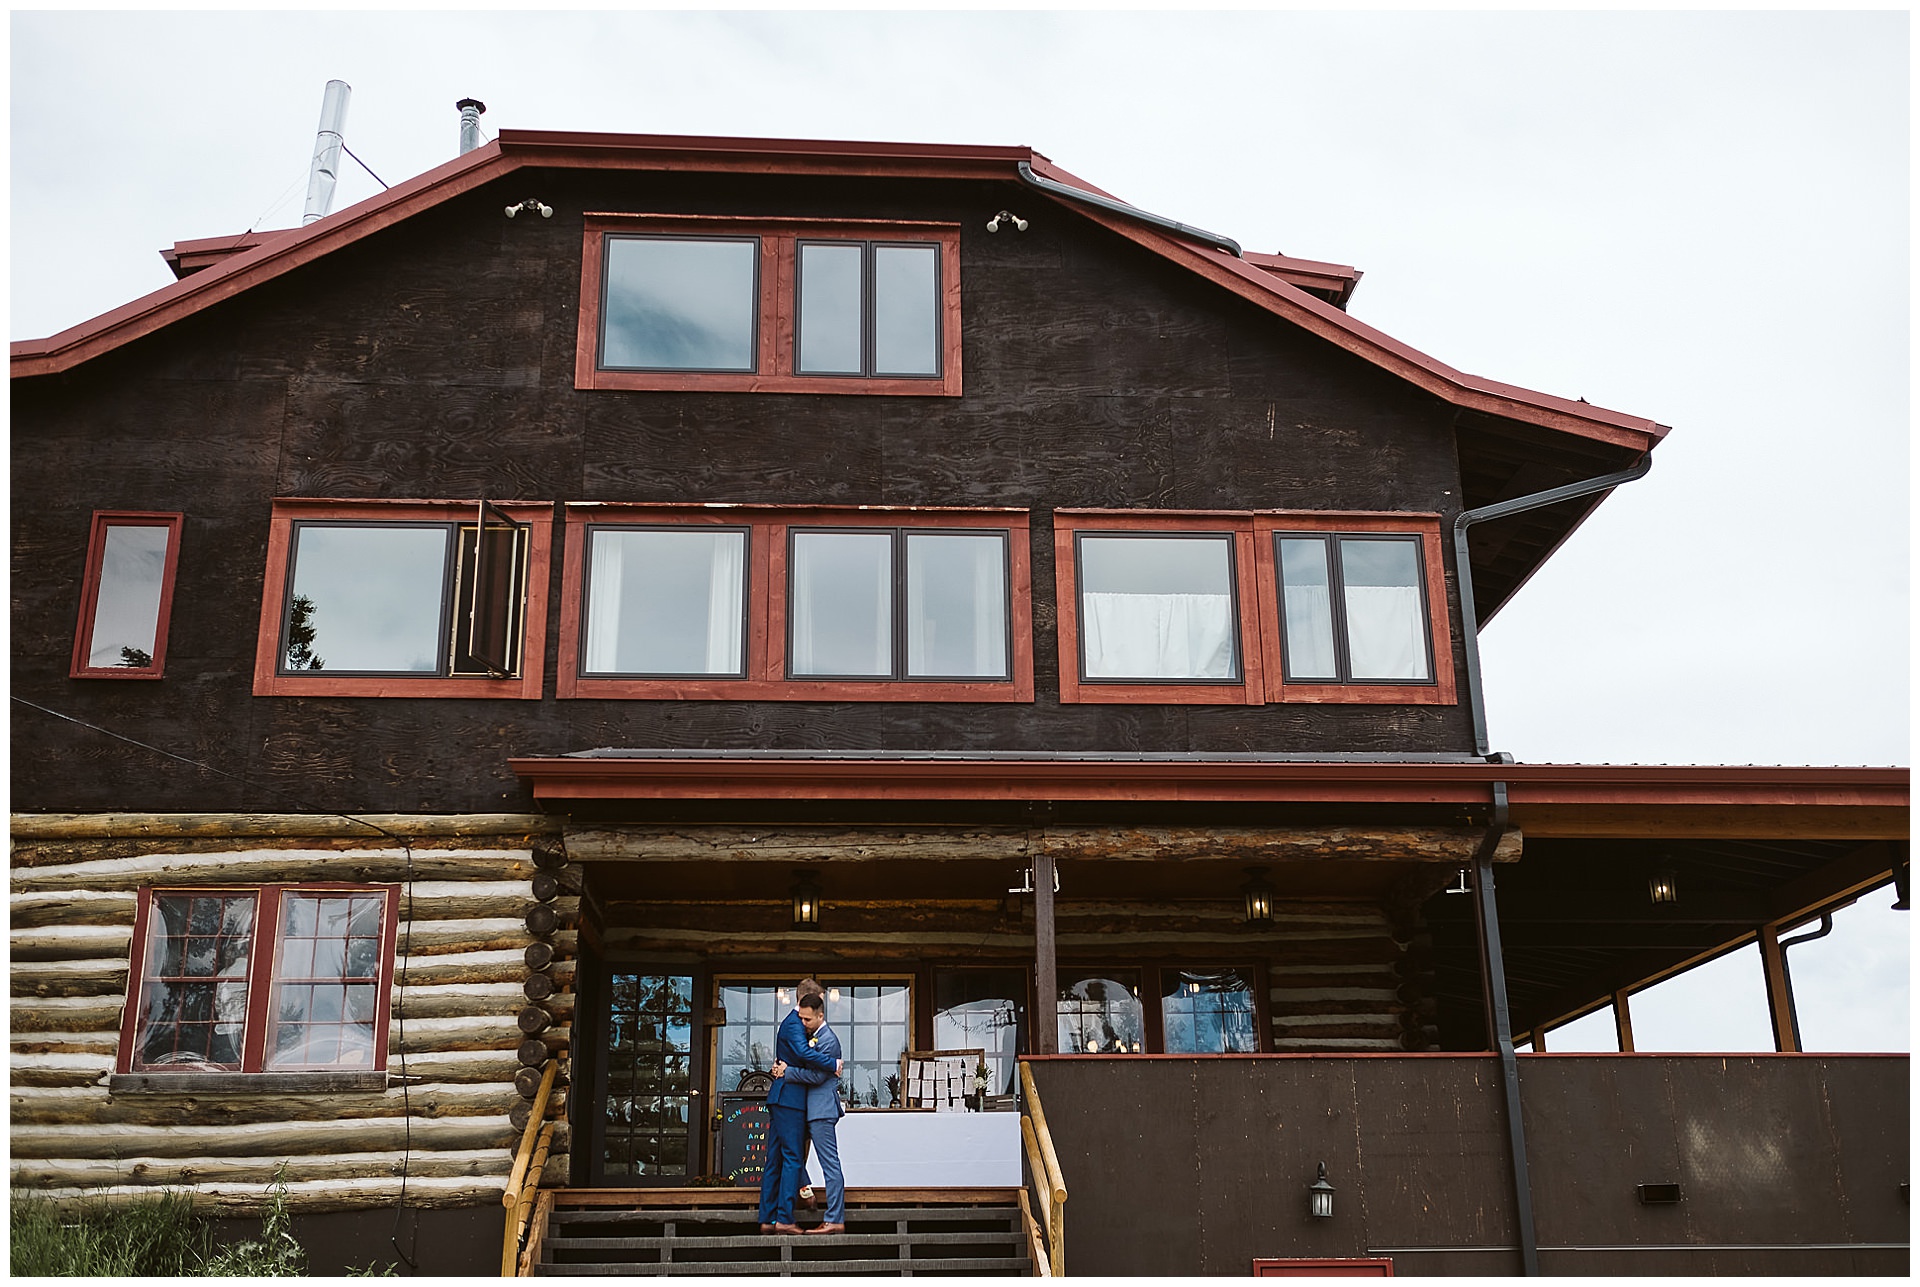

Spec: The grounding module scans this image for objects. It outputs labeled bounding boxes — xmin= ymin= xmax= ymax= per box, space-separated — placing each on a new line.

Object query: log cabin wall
xmin=8 ymin=813 xmax=574 ymax=1212
xmin=12 ymin=166 xmax=1476 ymax=820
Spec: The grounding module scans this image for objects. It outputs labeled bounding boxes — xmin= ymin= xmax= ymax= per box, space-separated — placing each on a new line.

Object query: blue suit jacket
xmin=765 ymin=1010 xmax=840 ymax=1115
xmin=778 ymin=1023 xmax=845 ymax=1122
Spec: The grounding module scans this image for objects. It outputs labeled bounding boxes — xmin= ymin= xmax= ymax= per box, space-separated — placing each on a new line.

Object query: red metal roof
xmin=10 ymin=130 xmax=1667 ymax=450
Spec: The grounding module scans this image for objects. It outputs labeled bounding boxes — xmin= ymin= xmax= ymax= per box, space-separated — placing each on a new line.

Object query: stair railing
xmin=1018 ymin=1061 xmax=1068 ymax=1277
xmin=501 ymin=1060 xmax=559 ymax=1277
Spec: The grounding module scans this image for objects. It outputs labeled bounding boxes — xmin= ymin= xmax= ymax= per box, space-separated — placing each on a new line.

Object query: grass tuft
xmin=10 ymin=1189 xmax=213 ymax=1277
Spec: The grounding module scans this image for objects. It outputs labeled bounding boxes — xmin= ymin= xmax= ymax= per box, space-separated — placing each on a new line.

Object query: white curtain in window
xmin=585 ymin=535 xmax=626 ymax=672
xmin=791 ymin=544 xmax=890 ymax=676
xmin=1344 ymin=585 xmax=1427 ymax=680
xmin=703 ymin=539 xmax=745 ymax=673
xmin=1082 ymin=592 xmax=1234 ymax=679
xmin=1280 ymin=583 xmax=1336 ymax=678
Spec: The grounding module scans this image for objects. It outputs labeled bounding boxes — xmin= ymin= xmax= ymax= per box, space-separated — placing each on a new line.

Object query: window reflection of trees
xmin=1161 ymin=968 xmax=1259 ymax=1054
xmin=603 ymin=973 xmax=694 ymax=1178
xmin=1058 ymin=974 xmax=1144 ymax=1054
xmin=714 ymin=980 xmax=911 ymax=1110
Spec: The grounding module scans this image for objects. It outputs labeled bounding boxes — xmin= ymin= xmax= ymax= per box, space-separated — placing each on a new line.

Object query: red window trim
xmin=1053 ymin=509 xmax=1455 ymax=707
xmin=116 ymin=883 xmax=402 ymax=1075
xmin=251 ymin=499 xmax=553 ymax=700
xmin=557 ymin=504 xmax=1033 ymax=703
xmin=574 ymin=214 xmax=964 ymax=397
xmin=69 ymin=511 xmax=184 ymax=680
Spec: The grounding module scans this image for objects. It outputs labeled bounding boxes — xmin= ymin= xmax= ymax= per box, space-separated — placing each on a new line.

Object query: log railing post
xmin=1018 ymin=1061 xmax=1068 ymax=1277
xmin=501 ymin=1060 xmax=559 ymax=1276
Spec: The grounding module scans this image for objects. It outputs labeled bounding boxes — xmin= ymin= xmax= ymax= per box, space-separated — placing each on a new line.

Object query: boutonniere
xmin=808 ymin=1036 xmax=819 ymax=1047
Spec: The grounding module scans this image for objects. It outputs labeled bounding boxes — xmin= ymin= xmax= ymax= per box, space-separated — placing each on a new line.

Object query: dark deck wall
xmin=1026 ymin=1053 xmax=1910 ymax=1276
xmin=13 ymin=169 xmax=1474 ymax=816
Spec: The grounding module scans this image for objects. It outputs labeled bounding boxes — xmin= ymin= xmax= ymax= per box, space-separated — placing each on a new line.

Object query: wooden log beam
xmin=11 ymin=959 xmax=127 ymax=997
xmin=393 ymin=947 xmax=530 ymax=986
xmin=392 ymin=982 xmax=528 ymax=1020
xmin=11 ymin=1031 xmax=119 ymax=1058
xmin=17 ymin=1174 xmax=511 ymax=1214
xmin=11 ymin=1113 xmax=520 ymax=1159
xmin=10 ymin=996 xmax=123 ymax=1032
xmin=13 ymin=853 xmax=537 ymax=895
xmin=10 ymin=1079 xmax=518 ymax=1127
xmin=10 ymin=925 xmax=134 ymax=961
xmin=13 ymin=1147 xmax=513 ymax=1190
xmin=10 ymin=890 xmax=137 ymax=928
xmin=566 ymin=823 xmax=1521 ymax=865
xmin=400 ymin=918 xmax=547 ymax=954
xmin=10 ymin=813 xmax=561 ymax=842
xmin=388 ymin=1015 xmax=523 ymax=1054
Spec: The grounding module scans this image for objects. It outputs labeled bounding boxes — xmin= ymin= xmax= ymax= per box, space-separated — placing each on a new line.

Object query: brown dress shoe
xmin=772 ymin=1223 xmax=804 ymax=1235
xmin=804 ymin=1223 xmax=846 ymax=1235
xmin=759 ymin=1224 xmax=773 ymax=1235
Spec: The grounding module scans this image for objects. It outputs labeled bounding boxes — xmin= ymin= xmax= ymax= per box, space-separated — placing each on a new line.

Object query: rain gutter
xmin=1018 ymin=160 xmax=1243 ymax=257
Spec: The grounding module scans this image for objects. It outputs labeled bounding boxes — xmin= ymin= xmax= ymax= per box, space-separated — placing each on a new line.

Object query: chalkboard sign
xmin=717 ymin=1093 xmax=771 ymax=1186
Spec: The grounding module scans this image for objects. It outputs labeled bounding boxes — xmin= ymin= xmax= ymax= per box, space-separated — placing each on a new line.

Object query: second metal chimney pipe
xmin=301 ymin=80 xmax=352 ymax=226
xmin=458 ymin=98 xmax=487 ymax=155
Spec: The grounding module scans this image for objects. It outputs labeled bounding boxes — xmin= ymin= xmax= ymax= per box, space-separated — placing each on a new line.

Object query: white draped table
xmin=803 ymin=1109 xmax=1022 ymax=1187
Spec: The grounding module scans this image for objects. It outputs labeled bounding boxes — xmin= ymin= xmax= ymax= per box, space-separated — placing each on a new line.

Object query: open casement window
xmin=115 ymin=884 xmax=400 ymax=1084
xmin=69 ymin=511 xmax=183 ymax=679
xmin=252 ymin=500 xmax=552 ymax=699
xmin=575 ymin=215 xmax=962 ymax=396
xmin=1053 ymin=509 xmax=1455 ymax=706
xmin=557 ymin=504 xmax=1033 ymax=702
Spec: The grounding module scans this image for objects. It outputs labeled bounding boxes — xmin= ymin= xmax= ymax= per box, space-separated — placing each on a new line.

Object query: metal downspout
xmin=1017 ymin=161 xmax=1243 ymax=257
xmin=1470 ymin=781 xmax=1540 ymax=1275
xmin=1778 ymin=912 xmax=1837 ymax=1051
xmin=1452 ymin=455 xmax=1654 ymax=757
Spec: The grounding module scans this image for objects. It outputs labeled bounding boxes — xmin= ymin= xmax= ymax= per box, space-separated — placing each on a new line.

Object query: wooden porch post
xmin=1612 ymin=989 xmax=1636 ymax=1053
xmin=1757 ymin=923 xmax=1800 ymax=1053
xmin=1033 ymin=851 xmax=1058 ymax=1055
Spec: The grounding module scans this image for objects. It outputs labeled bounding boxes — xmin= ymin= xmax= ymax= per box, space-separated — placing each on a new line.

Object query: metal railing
xmin=501 ymin=1060 xmax=559 ymax=1276
xmin=1018 ymin=1062 xmax=1068 ymax=1276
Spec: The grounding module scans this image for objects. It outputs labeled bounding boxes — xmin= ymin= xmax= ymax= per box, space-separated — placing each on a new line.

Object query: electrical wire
xmin=342 ymin=143 xmax=390 ymax=191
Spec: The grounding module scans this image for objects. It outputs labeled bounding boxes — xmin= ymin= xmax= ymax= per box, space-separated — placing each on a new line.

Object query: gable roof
xmin=8 ymin=129 xmax=1667 ymax=454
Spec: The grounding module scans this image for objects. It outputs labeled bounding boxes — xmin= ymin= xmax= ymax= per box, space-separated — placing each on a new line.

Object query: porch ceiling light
xmin=1243 ymin=866 xmax=1274 ymax=924
xmin=1648 ymin=868 xmax=1679 ymax=906
xmin=792 ymin=871 xmax=822 ymax=929
xmin=1309 ymin=1162 xmax=1335 ymax=1219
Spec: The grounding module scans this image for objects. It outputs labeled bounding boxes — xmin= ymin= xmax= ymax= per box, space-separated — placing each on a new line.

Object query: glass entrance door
xmin=598 ymin=972 xmax=696 ymax=1182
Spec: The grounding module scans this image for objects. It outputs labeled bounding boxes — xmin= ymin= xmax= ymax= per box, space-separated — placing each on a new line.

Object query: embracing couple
xmin=757 ymin=977 xmax=848 ymax=1236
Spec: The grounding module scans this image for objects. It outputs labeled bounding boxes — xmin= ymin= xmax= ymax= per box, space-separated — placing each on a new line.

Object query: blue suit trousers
xmin=757 ymin=1103 xmax=808 ymax=1226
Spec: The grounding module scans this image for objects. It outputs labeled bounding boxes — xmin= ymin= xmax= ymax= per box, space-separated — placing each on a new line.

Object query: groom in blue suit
xmin=757 ymin=982 xmax=841 ymax=1234
xmin=774 ymin=993 xmax=848 ymax=1234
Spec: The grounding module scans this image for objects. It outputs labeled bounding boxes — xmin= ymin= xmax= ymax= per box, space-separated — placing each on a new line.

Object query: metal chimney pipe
xmin=301 ymin=80 xmax=352 ymax=226
xmin=457 ymin=98 xmax=488 ymax=155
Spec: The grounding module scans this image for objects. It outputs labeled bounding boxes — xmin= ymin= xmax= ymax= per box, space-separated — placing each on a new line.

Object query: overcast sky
xmin=9 ymin=10 xmax=1908 ymax=1051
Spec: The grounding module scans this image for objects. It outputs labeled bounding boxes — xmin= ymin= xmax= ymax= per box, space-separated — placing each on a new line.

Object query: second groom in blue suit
xmin=758 ymin=983 xmax=840 ymax=1234
xmin=775 ymin=993 xmax=848 ymax=1234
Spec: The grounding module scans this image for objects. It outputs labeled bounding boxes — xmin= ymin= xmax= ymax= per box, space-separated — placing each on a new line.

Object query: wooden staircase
xmin=526 ymin=1187 xmax=1037 ymax=1277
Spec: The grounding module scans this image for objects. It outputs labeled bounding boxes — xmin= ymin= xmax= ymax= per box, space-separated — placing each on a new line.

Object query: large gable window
xmin=115 ymin=884 xmax=399 ymax=1085
xmin=577 ymin=216 xmax=961 ymax=396
xmin=252 ymin=500 xmax=553 ymax=700
xmin=1076 ymin=533 xmax=1241 ymax=683
xmin=559 ymin=504 xmax=1031 ymax=702
xmin=70 ymin=511 xmax=183 ymax=679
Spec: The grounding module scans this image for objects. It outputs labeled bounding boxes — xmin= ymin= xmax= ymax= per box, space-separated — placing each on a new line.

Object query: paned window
xmin=1160 ymin=968 xmax=1261 ymax=1054
xmin=603 ymin=973 xmax=695 ymax=1178
xmin=714 ymin=979 xmax=911 ymax=1110
xmin=117 ymin=885 xmax=399 ymax=1075
xmin=559 ymin=505 xmax=1033 ymax=702
xmin=1057 ymin=971 xmax=1145 ymax=1054
xmin=934 ymin=969 xmax=1027 ymax=1096
xmin=577 ymin=216 xmax=961 ymax=396
xmin=1277 ymin=534 xmax=1433 ymax=683
xmin=1054 ymin=509 xmax=1455 ymax=706
xmin=252 ymin=500 xmax=552 ymax=699
xmin=70 ymin=512 xmax=183 ymax=679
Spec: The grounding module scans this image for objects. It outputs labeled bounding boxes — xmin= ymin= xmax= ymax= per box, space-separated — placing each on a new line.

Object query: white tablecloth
xmin=804 ymin=1110 xmax=1021 ymax=1187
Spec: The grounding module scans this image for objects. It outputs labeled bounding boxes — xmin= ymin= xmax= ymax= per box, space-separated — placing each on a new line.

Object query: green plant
xmin=200 ymin=1168 xmax=307 ymax=1277
xmin=10 ymin=1190 xmax=213 ymax=1277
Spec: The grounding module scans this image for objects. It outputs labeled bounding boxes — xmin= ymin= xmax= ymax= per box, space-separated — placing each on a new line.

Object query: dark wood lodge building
xmin=11 ymin=126 xmax=1908 ymax=1276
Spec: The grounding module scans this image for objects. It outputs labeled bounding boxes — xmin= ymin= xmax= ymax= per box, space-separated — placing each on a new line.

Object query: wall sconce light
xmin=792 ymin=871 xmax=822 ymax=929
xmin=1243 ymin=867 xmax=1274 ymax=923
xmin=986 ymin=209 xmax=1028 ymax=232
xmin=1308 ymin=1162 xmax=1335 ymax=1219
xmin=1648 ymin=868 xmax=1679 ymax=905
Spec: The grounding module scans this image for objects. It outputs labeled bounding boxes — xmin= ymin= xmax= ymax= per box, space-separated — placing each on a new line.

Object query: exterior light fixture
xmin=1648 ymin=869 xmax=1679 ymax=905
xmin=1308 ymin=1162 xmax=1335 ymax=1219
xmin=1445 ymin=868 xmax=1472 ymax=895
xmin=1243 ymin=866 xmax=1275 ymax=923
xmin=828 ymin=986 xmax=842 ymax=1003
xmin=792 ymin=871 xmax=822 ymax=929
xmin=1086 ymin=1038 xmax=1098 ymax=1053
